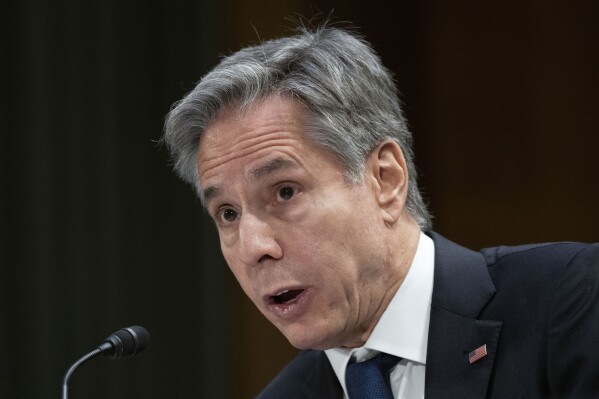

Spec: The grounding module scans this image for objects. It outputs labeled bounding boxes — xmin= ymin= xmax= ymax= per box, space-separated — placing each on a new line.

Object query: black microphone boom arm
xmin=61 ymin=325 xmax=150 ymax=399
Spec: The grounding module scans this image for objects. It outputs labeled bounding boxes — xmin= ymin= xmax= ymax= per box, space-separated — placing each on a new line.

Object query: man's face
xmin=198 ymin=96 xmax=393 ymax=349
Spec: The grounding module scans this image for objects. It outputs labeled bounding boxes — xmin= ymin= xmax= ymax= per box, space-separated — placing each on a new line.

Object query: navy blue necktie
xmin=345 ymin=353 xmax=401 ymax=399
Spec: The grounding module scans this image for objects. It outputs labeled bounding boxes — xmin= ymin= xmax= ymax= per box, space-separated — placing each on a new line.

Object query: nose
xmin=238 ymin=213 xmax=283 ymax=265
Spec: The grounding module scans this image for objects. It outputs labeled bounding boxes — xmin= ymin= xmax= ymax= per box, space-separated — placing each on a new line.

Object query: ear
xmin=366 ymin=140 xmax=409 ymax=225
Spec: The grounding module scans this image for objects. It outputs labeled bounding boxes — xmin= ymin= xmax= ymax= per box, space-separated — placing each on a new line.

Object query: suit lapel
xmin=425 ymin=233 xmax=502 ymax=398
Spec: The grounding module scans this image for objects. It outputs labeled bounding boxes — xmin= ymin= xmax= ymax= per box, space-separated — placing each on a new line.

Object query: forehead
xmin=200 ymin=95 xmax=307 ymax=158
xmin=197 ymin=96 xmax=321 ymax=199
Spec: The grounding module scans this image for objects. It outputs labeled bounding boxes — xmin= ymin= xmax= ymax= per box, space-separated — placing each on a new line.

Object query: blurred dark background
xmin=1 ymin=1 xmax=597 ymax=397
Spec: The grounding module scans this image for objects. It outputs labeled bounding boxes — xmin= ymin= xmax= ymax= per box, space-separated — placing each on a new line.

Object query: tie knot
xmin=345 ymin=353 xmax=401 ymax=399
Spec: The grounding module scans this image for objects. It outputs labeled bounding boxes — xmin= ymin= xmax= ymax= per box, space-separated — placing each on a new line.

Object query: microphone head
xmin=99 ymin=325 xmax=150 ymax=358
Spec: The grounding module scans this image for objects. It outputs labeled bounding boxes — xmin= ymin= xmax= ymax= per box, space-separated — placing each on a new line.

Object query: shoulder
xmin=481 ymin=242 xmax=599 ymax=396
xmin=479 ymin=241 xmax=599 ymax=287
xmin=479 ymin=241 xmax=599 ymax=306
xmin=472 ymin=241 xmax=599 ymax=395
xmin=480 ymin=241 xmax=597 ymax=267
xmin=256 ymin=350 xmax=342 ymax=399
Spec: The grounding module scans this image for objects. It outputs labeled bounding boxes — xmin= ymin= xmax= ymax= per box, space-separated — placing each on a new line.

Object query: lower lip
xmin=267 ymin=289 xmax=311 ymax=320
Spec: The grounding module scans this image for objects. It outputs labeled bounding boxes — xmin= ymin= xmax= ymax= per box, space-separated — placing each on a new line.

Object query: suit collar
xmin=425 ymin=232 xmax=502 ymax=398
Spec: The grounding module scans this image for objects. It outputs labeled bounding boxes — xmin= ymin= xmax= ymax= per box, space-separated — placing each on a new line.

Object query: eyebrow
xmin=201 ymin=185 xmax=221 ymax=206
xmin=201 ymin=157 xmax=297 ymax=206
xmin=249 ymin=157 xmax=297 ymax=180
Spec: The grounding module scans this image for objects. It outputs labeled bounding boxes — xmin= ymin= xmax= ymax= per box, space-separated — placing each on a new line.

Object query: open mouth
xmin=271 ymin=289 xmax=304 ymax=305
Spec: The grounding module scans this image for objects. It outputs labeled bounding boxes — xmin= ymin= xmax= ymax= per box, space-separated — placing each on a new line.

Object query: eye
xmin=276 ymin=186 xmax=295 ymax=202
xmin=217 ymin=207 xmax=239 ymax=224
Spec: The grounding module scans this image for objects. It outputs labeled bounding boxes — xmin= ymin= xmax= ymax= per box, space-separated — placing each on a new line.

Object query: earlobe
xmin=369 ymin=140 xmax=409 ymax=225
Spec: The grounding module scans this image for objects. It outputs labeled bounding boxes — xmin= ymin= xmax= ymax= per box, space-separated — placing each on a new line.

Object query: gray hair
xmin=163 ymin=25 xmax=432 ymax=231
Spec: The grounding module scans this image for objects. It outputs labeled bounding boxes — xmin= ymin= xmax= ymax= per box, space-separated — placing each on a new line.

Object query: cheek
xmin=290 ymin=216 xmax=361 ymax=284
xmin=313 ymin=204 xmax=384 ymax=280
xmin=308 ymin=200 xmax=376 ymax=252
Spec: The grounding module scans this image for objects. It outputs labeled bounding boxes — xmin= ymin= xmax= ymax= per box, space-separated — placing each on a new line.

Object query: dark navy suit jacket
xmin=257 ymin=232 xmax=599 ymax=398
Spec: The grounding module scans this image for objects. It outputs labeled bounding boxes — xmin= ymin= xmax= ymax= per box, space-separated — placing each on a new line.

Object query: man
xmin=163 ymin=25 xmax=599 ymax=398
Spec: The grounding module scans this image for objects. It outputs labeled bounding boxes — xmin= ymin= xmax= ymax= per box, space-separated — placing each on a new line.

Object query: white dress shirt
xmin=325 ymin=232 xmax=435 ymax=398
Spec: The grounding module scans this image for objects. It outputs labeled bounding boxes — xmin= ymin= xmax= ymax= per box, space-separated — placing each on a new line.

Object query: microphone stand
xmin=61 ymin=348 xmax=101 ymax=399
xmin=61 ymin=325 xmax=149 ymax=398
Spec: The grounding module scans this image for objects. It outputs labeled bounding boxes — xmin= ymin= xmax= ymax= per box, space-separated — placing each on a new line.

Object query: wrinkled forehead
xmin=201 ymin=93 xmax=311 ymax=143
xmin=195 ymin=95 xmax=316 ymax=201
xmin=199 ymin=94 xmax=310 ymax=151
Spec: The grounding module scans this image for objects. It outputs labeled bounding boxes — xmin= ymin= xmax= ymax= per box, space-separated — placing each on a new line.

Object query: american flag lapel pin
xmin=468 ymin=344 xmax=488 ymax=364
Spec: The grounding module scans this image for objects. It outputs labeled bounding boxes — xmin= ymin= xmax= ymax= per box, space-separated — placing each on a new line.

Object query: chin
xmin=281 ymin=326 xmax=339 ymax=350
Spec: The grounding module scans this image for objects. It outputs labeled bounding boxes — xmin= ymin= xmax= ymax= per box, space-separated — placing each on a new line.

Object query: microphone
xmin=61 ymin=325 xmax=150 ymax=399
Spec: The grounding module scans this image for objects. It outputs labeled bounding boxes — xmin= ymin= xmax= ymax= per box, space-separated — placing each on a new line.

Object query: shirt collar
xmin=324 ymin=232 xmax=435 ymax=392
